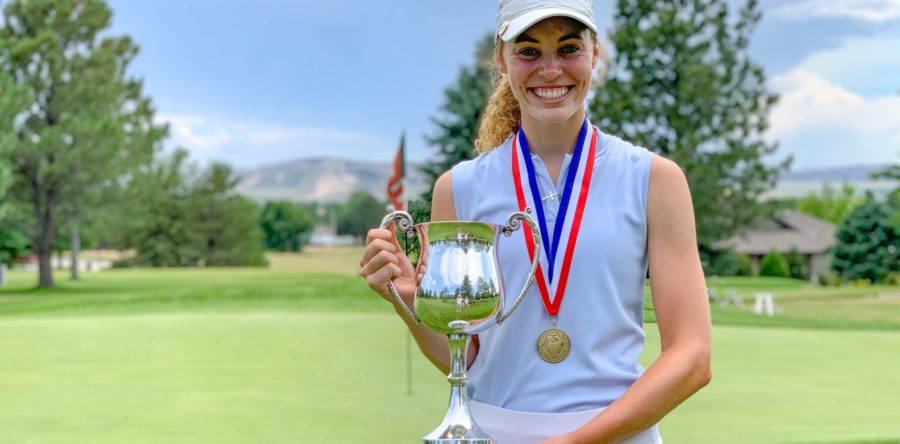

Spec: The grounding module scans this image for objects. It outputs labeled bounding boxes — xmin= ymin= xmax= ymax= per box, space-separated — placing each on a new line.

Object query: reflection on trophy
xmin=380 ymin=210 xmax=541 ymax=444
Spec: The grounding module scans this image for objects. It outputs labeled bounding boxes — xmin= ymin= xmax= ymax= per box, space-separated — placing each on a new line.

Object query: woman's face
xmin=498 ymin=17 xmax=599 ymax=126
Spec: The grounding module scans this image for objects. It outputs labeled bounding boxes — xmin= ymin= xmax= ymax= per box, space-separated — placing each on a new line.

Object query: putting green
xmin=1 ymin=311 xmax=898 ymax=443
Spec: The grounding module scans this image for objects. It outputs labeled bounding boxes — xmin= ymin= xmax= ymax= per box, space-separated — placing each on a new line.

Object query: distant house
xmin=716 ymin=210 xmax=836 ymax=278
xmin=309 ymin=226 xmax=357 ymax=247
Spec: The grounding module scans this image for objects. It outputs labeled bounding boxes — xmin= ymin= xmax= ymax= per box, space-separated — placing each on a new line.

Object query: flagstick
xmin=399 ymin=130 xmax=414 ymax=396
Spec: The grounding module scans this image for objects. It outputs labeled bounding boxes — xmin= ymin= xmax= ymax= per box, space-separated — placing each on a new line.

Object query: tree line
xmin=0 ymin=0 xmax=393 ymax=287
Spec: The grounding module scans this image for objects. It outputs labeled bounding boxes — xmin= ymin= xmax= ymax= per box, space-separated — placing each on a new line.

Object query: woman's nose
xmin=538 ymin=55 xmax=562 ymax=79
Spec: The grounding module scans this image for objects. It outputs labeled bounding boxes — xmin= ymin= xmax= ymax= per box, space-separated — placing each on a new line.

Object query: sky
xmin=104 ymin=0 xmax=900 ymax=171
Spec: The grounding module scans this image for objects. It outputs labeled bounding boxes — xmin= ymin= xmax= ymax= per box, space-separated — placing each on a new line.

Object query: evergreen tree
xmin=117 ymin=149 xmax=266 ymax=267
xmin=0 ymin=72 xmax=29 ymax=219
xmin=831 ymin=199 xmax=899 ymax=284
xmin=589 ymin=0 xmax=789 ymax=247
xmin=260 ymin=201 xmax=315 ymax=252
xmin=410 ymin=33 xmax=496 ymax=223
xmin=0 ymin=0 xmax=166 ymax=286
xmin=337 ymin=191 xmax=387 ymax=244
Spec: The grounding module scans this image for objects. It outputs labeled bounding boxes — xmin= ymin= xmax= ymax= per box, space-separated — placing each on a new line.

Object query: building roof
xmin=716 ymin=210 xmax=836 ymax=255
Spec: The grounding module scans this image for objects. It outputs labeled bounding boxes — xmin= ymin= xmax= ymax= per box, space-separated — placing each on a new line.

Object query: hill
xmin=236 ymin=157 xmax=428 ymax=203
xmin=236 ymin=157 xmax=895 ymax=203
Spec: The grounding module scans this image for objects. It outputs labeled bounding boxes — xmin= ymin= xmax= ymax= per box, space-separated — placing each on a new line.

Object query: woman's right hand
xmin=359 ymin=227 xmax=420 ymax=309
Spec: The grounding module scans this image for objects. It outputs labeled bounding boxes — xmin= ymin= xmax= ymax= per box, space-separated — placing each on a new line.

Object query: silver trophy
xmin=380 ymin=210 xmax=541 ymax=444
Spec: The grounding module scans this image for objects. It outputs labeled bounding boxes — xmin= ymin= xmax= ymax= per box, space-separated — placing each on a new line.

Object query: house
xmin=716 ymin=210 xmax=836 ymax=278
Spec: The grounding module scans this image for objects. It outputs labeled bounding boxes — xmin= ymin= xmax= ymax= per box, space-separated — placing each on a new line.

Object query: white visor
xmin=498 ymin=7 xmax=598 ymax=42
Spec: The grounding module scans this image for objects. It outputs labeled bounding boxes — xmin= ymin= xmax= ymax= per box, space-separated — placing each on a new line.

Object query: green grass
xmin=1 ymin=312 xmax=898 ymax=443
xmin=1 ymin=250 xmax=899 ymax=443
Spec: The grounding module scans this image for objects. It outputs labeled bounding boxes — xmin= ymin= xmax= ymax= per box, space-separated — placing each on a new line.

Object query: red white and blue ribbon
xmin=511 ymin=119 xmax=597 ymax=316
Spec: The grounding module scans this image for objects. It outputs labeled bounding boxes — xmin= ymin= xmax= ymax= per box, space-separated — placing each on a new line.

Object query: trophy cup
xmin=380 ymin=210 xmax=541 ymax=444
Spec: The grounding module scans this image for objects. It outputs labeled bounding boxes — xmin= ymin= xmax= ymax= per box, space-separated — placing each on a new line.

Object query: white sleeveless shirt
xmin=452 ymin=128 xmax=655 ymax=413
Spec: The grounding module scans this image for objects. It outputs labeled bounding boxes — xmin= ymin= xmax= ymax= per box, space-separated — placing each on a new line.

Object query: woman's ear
xmin=591 ymin=38 xmax=601 ymax=70
xmin=494 ymin=45 xmax=508 ymax=75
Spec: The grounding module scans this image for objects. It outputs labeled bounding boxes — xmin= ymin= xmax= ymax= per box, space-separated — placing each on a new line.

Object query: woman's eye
xmin=519 ymin=47 xmax=539 ymax=57
xmin=560 ymin=45 xmax=581 ymax=55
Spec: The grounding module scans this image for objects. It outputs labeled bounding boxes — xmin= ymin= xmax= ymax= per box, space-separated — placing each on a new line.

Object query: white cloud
xmin=773 ymin=0 xmax=900 ymax=22
xmin=767 ymin=69 xmax=900 ymax=166
xmin=245 ymin=126 xmax=377 ymax=145
xmin=157 ymin=114 xmax=233 ymax=160
xmin=789 ymin=34 xmax=900 ymax=98
xmin=155 ymin=114 xmax=385 ymax=166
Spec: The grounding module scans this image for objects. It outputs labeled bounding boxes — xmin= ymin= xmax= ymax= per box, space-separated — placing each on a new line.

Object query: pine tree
xmin=0 ymin=0 xmax=166 ymax=286
xmin=410 ymin=33 xmax=496 ymax=223
xmin=589 ymin=0 xmax=789 ymax=247
xmin=831 ymin=199 xmax=899 ymax=284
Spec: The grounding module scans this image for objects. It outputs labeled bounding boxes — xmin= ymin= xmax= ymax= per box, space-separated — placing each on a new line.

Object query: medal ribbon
xmin=511 ymin=120 xmax=597 ymax=316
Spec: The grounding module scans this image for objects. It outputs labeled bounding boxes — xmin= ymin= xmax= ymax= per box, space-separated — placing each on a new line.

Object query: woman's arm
xmin=546 ymin=156 xmax=712 ymax=444
xmin=360 ymin=170 xmax=476 ymax=374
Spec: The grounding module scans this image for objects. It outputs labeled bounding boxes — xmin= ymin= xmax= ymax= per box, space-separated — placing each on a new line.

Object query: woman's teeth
xmin=533 ymin=87 xmax=570 ymax=100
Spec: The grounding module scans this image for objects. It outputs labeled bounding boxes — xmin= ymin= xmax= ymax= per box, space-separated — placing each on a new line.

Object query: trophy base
xmin=422 ymin=332 xmax=493 ymax=444
xmin=422 ymin=426 xmax=493 ymax=444
xmin=423 ymin=439 xmax=492 ymax=444
xmin=421 ymin=394 xmax=493 ymax=444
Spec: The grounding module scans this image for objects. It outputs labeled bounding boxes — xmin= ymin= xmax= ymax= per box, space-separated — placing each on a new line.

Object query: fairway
xmin=1 ymin=311 xmax=899 ymax=443
xmin=1 ymin=250 xmax=899 ymax=443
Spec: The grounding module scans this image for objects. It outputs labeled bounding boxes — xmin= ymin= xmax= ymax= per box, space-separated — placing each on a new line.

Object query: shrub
xmin=759 ymin=250 xmax=790 ymax=278
xmin=701 ymin=248 xmax=753 ymax=277
xmin=783 ymin=249 xmax=808 ymax=280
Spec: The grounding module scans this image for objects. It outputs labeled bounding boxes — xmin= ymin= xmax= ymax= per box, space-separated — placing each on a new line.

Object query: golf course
xmin=1 ymin=247 xmax=898 ymax=443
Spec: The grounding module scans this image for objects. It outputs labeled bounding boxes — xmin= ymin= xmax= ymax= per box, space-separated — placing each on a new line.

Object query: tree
xmin=588 ymin=0 xmax=789 ymax=247
xmin=0 ymin=223 xmax=29 ymax=265
xmin=831 ymin=199 xmax=900 ymax=284
xmin=0 ymin=61 xmax=30 ymax=220
xmin=117 ymin=149 xmax=266 ymax=267
xmin=337 ymin=191 xmax=387 ymax=243
xmin=190 ymin=162 xmax=267 ymax=267
xmin=872 ymin=158 xmax=900 ymax=228
xmin=410 ymin=33 xmax=496 ymax=223
xmin=260 ymin=201 xmax=315 ymax=252
xmin=0 ymin=0 xmax=166 ymax=287
xmin=795 ymin=183 xmax=865 ymax=225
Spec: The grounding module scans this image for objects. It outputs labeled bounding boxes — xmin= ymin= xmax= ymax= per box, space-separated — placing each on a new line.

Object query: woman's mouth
xmin=529 ymin=86 xmax=573 ymax=103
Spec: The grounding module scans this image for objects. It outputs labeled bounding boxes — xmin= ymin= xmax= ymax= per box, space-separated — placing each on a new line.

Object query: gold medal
xmin=537 ymin=327 xmax=570 ymax=363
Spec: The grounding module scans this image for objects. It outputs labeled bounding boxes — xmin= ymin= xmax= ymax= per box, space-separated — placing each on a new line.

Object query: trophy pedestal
xmin=422 ymin=332 xmax=493 ymax=444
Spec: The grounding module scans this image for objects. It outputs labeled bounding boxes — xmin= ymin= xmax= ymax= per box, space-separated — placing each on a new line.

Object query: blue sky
xmin=105 ymin=0 xmax=900 ymax=171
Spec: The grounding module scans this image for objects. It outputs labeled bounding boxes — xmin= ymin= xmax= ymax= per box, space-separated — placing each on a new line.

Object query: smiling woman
xmin=358 ymin=1 xmax=712 ymax=443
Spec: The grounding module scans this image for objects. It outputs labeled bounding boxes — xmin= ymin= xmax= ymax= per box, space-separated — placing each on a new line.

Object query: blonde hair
xmin=474 ymin=30 xmax=604 ymax=153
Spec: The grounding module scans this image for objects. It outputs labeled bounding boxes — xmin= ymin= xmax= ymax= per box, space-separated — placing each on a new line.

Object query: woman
xmin=359 ymin=0 xmax=711 ymax=442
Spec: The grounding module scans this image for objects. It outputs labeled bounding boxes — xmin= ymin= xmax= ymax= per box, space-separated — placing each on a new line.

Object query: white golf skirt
xmin=469 ymin=400 xmax=663 ymax=444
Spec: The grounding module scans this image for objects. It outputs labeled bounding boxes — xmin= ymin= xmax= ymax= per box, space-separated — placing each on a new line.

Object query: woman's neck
xmin=519 ymin=108 xmax=586 ymax=157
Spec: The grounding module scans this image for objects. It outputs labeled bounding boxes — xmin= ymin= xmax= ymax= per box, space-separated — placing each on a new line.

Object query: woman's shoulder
xmin=593 ymin=127 xmax=654 ymax=162
xmin=453 ymin=136 xmax=514 ymax=175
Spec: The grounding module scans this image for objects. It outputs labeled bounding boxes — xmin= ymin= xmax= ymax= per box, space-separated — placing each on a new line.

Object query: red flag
xmin=387 ymin=133 xmax=405 ymax=211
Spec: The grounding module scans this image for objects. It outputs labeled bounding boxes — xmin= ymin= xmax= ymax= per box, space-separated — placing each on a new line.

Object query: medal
xmin=511 ymin=119 xmax=598 ymax=363
xmin=537 ymin=326 xmax=571 ymax=363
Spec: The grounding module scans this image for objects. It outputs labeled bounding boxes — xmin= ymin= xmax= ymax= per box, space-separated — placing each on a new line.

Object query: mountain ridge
xmin=235 ymin=157 xmax=896 ymax=203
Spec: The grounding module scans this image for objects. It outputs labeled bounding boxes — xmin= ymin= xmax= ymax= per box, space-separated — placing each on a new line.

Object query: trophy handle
xmin=496 ymin=210 xmax=541 ymax=325
xmin=379 ymin=211 xmax=422 ymax=324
